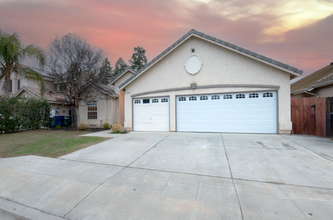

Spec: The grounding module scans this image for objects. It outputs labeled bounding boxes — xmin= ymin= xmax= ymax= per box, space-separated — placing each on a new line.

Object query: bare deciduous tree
xmin=47 ymin=33 xmax=105 ymax=126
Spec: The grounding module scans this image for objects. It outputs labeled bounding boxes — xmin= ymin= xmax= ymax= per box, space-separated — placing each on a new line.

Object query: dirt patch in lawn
xmin=0 ymin=129 xmax=111 ymax=158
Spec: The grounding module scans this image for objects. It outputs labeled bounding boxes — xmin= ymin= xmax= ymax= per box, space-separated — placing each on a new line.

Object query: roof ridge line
xmin=118 ymin=29 xmax=303 ymax=90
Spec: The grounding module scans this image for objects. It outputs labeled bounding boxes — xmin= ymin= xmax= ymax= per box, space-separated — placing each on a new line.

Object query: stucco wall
xmin=113 ymin=71 xmax=134 ymax=94
xmin=79 ymin=95 xmax=116 ymax=127
xmin=291 ymin=84 xmax=333 ymax=98
xmin=315 ymin=85 xmax=333 ymax=97
xmin=123 ymin=36 xmax=293 ymax=134
xmin=49 ymin=104 xmax=71 ymax=116
xmin=0 ymin=72 xmax=51 ymax=98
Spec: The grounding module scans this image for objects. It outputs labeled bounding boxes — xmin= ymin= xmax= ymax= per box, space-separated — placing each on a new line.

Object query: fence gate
xmin=291 ymin=97 xmax=332 ymax=137
xmin=327 ymin=97 xmax=333 ymax=137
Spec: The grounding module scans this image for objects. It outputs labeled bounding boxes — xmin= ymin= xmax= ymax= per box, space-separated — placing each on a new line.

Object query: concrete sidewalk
xmin=0 ymin=132 xmax=332 ymax=219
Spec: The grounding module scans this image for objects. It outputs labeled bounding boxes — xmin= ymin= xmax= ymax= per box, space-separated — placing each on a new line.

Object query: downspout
xmin=304 ymin=89 xmax=318 ymax=97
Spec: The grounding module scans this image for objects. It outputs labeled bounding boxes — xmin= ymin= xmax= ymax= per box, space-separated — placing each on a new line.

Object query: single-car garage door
xmin=177 ymin=91 xmax=277 ymax=133
xmin=133 ymin=97 xmax=169 ymax=131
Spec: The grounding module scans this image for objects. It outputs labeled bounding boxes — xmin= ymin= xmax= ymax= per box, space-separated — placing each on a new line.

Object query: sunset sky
xmin=1 ymin=0 xmax=332 ymax=80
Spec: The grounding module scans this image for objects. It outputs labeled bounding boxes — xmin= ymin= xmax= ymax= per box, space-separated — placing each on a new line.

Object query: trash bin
xmin=55 ymin=116 xmax=65 ymax=126
xmin=49 ymin=117 xmax=56 ymax=127
xmin=63 ymin=115 xmax=71 ymax=126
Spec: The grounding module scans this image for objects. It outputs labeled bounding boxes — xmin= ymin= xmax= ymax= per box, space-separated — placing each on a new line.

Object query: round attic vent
xmin=184 ymin=55 xmax=203 ymax=75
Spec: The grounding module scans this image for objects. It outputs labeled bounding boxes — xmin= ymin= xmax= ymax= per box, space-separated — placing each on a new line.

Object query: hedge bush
xmin=0 ymin=97 xmax=51 ymax=134
xmin=103 ymin=123 xmax=110 ymax=130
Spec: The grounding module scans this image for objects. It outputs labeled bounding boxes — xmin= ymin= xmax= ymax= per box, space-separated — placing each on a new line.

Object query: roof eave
xmin=110 ymin=68 xmax=136 ymax=84
xmin=291 ymin=88 xmax=307 ymax=95
xmin=193 ymin=35 xmax=302 ymax=78
xmin=118 ymin=34 xmax=194 ymax=90
xmin=91 ymin=84 xmax=119 ymax=98
xmin=311 ymin=79 xmax=333 ymax=89
xmin=119 ymin=32 xmax=302 ymax=90
xmin=13 ymin=87 xmax=42 ymax=100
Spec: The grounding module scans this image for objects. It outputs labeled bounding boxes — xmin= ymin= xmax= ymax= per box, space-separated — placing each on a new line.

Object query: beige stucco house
xmin=0 ymin=67 xmax=72 ymax=116
xmin=291 ymin=63 xmax=333 ymax=98
xmin=115 ymin=29 xmax=302 ymax=134
xmin=78 ymin=83 xmax=119 ymax=127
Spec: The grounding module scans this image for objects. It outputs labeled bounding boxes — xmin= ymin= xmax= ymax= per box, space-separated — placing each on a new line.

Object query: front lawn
xmin=0 ymin=130 xmax=111 ymax=158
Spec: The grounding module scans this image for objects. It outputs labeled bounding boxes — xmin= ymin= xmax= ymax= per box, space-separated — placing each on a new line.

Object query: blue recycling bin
xmin=55 ymin=116 xmax=65 ymax=126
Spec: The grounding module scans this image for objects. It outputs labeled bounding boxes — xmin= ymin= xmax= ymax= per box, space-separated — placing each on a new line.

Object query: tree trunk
xmin=3 ymin=72 xmax=10 ymax=101
xmin=75 ymin=106 xmax=80 ymax=127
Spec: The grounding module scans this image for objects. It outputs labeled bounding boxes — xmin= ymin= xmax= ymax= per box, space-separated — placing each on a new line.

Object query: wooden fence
xmin=291 ymin=97 xmax=333 ymax=137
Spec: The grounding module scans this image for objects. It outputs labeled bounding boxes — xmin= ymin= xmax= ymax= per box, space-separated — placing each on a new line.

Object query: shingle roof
xmin=110 ymin=67 xmax=136 ymax=84
xmin=118 ymin=29 xmax=303 ymax=90
xmin=91 ymin=83 xmax=119 ymax=98
xmin=14 ymin=86 xmax=68 ymax=103
xmin=291 ymin=63 xmax=333 ymax=92
xmin=0 ymin=65 xmax=53 ymax=79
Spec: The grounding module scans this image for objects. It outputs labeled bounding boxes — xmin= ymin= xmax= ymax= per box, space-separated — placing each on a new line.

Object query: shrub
xmin=77 ymin=123 xmax=88 ymax=130
xmin=0 ymin=97 xmax=50 ymax=134
xmin=111 ymin=123 xmax=123 ymax=133
xmin=55 ymin=125 xmax=61 ymax=129
xmin=103 ymin=123 xmax=110 ymax=130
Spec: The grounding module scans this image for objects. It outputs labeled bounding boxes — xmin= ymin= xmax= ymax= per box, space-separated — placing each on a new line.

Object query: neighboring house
xmin=291 ymin=63 xmax=333 ymax=98
xmin=78 ymin=83 xmax=119 ymax=126
xmin=14 ymin=86 xmax=71 ymax=116
xmin=114 ymin=29 xmax=302 ymax=134
xmin=0 ymin=66 xmax=72 ymax=116
xmin=0 ymin=66 xmax=47 ymax=99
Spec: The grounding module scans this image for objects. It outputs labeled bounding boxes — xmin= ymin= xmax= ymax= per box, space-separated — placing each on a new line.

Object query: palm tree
xmin=0 ymin=29 xmax=46 ymax=100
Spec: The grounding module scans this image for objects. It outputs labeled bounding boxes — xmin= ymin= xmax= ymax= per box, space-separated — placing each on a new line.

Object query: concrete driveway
xmin=0 ymin=132 xmax=333 ymax=220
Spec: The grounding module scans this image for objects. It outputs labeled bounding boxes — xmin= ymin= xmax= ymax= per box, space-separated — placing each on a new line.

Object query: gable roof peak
xmin=118 ymin=29 xmax=303 ymax=90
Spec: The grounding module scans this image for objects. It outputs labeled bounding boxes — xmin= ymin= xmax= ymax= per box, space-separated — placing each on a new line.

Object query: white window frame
xmin=189 ymin=96 xmax=197 ymax=101
xmin=87 ymin=101 xmax=98 ymax=120
xmin=236 ymin=94 xmax=245 ymax=99
xmin=179 ymin=97 xmax=186 ymax=101
xmin=249 ymin=93 xmax=259 ymax=98
xmin=223 ymin=94 xmax=232 ymax=99
xmin=200 ymin=95 xmax=208 ymax=100
xmin=263 ymin=92 xmax=273 ymax=98
xmin=211 ymin=95 xmax=220 ymax=100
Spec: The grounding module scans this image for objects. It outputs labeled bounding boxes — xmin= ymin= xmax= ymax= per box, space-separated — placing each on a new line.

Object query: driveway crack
xmin=128 ymin=133 xmax=171 ymax=167
xmin=220 ymin=133 xmax=244 ymax=220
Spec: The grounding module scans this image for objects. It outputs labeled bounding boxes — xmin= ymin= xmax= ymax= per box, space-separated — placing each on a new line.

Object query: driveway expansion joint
xmin=277 ymin=184 xmax=309 ymax=218
xmin=64 ymin=133 xmax=172 ymax=218
xmin=280 ymin=135 xmax=333 ymax=163
xmin=128 ymin=133 xmax=172 ymax=167
xmin=62 ymin=165 xmax=126 ymax=218
xmin=220 ymin=133 xmax=244 ymax=220
xmin=0 ymin=196 xmax=68 ymax=220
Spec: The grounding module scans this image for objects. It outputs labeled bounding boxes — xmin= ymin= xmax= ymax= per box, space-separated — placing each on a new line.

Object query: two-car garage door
xmin=133 ymin=91 xmax=277 ymax=133
xmin=177 ymin=91 xmax=277 ymax=133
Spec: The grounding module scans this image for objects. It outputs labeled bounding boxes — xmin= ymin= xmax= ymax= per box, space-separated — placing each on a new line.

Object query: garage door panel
xmin=133 ymin=97 xmax=169 ymax=131
xmin=177 ymin=91 xmax=277 ymax=133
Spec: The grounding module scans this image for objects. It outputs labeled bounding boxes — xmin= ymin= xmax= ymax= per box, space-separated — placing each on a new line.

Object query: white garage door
xmin=177 ymin=91 xmax=277 ymax=133
xmin=133 ymin=97 xmax=169 ymax=131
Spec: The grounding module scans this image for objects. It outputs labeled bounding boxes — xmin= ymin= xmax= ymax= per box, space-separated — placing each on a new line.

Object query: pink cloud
xmin=0 ymin=0 xmax=332 ymax=77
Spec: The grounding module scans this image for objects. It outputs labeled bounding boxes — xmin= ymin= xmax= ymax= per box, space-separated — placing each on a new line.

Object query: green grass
xmin=0 ymin=130 xmax=111 ymax=158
